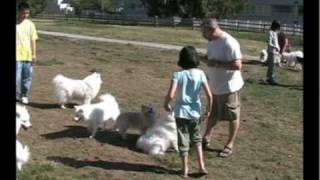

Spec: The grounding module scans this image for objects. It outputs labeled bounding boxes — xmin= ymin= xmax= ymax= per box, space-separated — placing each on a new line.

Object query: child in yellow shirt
xmin=16 ymin=2 xmax=38 ymax=104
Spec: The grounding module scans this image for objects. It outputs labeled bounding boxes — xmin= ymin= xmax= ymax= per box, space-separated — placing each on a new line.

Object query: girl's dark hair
xmin=178 ymin=46 xmax=200 ymax=69
xmin=18 ymin=2 xmax=30 ymax=11
xmin=270 ymin=20 xmax=281 ymax=31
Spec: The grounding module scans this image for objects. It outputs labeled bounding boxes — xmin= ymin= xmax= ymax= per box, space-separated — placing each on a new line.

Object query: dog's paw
xmin=89 ymin=135 xmax=94 ymax=139
xmin=60 ymin=104 xmax=66 ymax=109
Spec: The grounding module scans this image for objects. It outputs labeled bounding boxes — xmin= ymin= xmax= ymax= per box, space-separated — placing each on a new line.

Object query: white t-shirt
xmin=206 ymin=31 xmax=244 ymax=95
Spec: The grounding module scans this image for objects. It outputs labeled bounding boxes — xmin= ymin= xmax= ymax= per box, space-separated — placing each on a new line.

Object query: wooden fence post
xmin=236 ymin=19 xmax=239 ymax=32
xmin=192 ymin=17 xmax=195 ymax=30
xmin=154 ymin=16 xmax=158 ymax=27
xmin=259 ymin=20 xmax=262 ymax=32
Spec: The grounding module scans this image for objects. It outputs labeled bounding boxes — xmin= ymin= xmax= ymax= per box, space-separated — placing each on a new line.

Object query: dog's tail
xmin=99 ymin=93 xmax=115 ymax=102
xmin=52 ymin=74 xmax=65 ymax=85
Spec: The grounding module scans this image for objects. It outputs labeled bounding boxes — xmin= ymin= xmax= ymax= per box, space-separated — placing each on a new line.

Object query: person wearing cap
xmin=200 ymin=18 xmax=244 ymax=158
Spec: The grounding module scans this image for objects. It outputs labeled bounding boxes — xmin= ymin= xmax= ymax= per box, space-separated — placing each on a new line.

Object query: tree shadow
xmin=47 ymin=156 xmax=178 ymax=175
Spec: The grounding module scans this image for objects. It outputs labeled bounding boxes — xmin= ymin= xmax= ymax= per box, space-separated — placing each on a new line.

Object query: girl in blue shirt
xmin=164 ymin=46 xmax=213 ymax=178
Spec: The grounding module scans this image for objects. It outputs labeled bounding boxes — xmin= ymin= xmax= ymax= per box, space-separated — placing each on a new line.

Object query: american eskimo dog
xmin=136 ymin=111 xmax=178 ymax=155
xmin=113 ymin=105 xmax=156 ymax=140
xmin=52 ymin=72 xmax=102 ymax=109
xmin=73 ymin=93 xmax=120 ymax=138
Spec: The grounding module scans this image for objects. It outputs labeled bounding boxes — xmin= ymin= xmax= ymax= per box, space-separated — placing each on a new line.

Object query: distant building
xmin=44 ymin=0 xmax=60 ymax=14
xmin=236 ymin=0 xmax=303 ymax=25
xmin=44 ymin=0 xmax=74 ymax=14
xmin=114 ymin=0 xmax=148 ymax=17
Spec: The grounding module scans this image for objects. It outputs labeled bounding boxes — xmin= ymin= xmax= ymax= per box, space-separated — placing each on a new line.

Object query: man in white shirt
xmin=200 ymin=18 xmax=244 ymax=158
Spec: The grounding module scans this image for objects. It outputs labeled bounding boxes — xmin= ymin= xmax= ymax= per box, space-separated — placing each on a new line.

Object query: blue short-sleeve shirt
xmin=172 ymin=69 xmax=207 ymax=120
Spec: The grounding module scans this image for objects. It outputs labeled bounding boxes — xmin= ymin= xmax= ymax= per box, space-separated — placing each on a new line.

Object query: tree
xmin=69 ymin=0 xmax=116 ymax=15
xmin=140 ymin=0 xmax=249 ymax=18
xmin=17 ymin=0 xmax=47 ymax=16
xmin=202 ymin=0 xmax=249 ymax=19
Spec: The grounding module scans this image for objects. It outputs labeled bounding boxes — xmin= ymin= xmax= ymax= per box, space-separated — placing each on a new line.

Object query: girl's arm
xmin=202 ymin=81 xmax=213 ymax=117
xmin=164 ymin=80 xmax=177 ymax=111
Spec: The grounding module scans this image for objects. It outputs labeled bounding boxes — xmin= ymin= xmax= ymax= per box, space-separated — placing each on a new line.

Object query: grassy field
xmin=31 ymin=19 xmax=302 ymax=56
xmin=16 ymin=23 xmax=303 ymax=180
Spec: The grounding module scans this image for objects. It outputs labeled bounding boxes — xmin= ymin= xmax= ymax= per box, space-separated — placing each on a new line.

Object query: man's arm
xmin=198 ymin=53 xmax=242 ymax=70
xmin=208 ymin=59 xmax=242 ymax=70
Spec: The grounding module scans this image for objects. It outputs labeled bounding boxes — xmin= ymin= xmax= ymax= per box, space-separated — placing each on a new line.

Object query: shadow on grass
xmin=40 ymin=125 xmax=89 ymax=139
xmin=25 ymin=102 xmax=59 ymax=109
xmin=242 ymin=59 xmax=266 ymax=66
xmin=47 ymin=156 xmax=178 ymax=175
xmin=27 ymin=102 xmax=78 ymax=109
xmin=40 ymin=125 xmax=142 ymax=152
xmin=258 ymin=79 xmax=303 ymax=89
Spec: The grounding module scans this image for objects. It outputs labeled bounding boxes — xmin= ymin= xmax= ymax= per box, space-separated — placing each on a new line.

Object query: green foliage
xmin=69 ymin=0 xmax=115 ymax=15
xmin=140 ymin=0 xmax=249 ymax=18
xmin=18 ymin=0 xmax=47 ymax=16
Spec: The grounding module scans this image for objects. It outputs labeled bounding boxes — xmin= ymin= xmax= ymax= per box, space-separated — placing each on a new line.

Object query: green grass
xmin=17 ymin=28 xmax=303 ymax=179
xmin=31 ymin=19 xmax=303 ymax=56
xmin=37 ymin=58 xmax=64 ymax=66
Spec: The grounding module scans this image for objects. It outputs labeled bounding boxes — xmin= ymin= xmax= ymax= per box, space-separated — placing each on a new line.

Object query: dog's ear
xmin=90 ymin=68 xmax=102 ymax=73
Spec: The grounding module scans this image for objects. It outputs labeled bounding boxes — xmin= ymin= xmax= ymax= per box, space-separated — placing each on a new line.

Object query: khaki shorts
xmin=212 ymin=91 xmax=241 ymax=121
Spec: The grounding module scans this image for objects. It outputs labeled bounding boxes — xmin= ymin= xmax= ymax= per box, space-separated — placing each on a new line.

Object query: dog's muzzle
xmin=73 ymin=116 xmax=81 ymax=122
xmin=22 ymin=125 xmax=31 ymax=130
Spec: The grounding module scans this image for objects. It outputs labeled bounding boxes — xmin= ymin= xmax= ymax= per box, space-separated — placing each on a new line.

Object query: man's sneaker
xmin=21 ymin=97 xmax=29 ymax=104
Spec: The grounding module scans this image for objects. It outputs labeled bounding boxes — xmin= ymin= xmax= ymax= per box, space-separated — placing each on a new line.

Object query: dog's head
xmin=141 ymin=105 xmax=156 ymax=117
xmin=84 ymin=72 xmax=103 ymax=86
xmin=16 ymin=104 xmax=32 ymax=130
xmin=92 ymin=72 xmax=103 ymax=85
xmin=74 ymin=105 xmax=85 ymax=122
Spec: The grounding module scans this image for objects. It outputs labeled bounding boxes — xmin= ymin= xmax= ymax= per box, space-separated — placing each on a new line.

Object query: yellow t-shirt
xmin=16 ymin=19 xmax=38 ymax=61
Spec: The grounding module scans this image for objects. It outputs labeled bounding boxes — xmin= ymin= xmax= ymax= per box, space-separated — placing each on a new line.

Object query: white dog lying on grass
xmin=281 ymin=50 xmax=303 ymax=70
xmin=16 ymin=103 xmax=32 ymax=135
xmin=113 ymin=105 xmax=157 ymax=140
xmin=16 ymin=140 xmax=30 ymax=171
xmin=52 ymin=71 xmax=102 ymax=109
xmin=136 ymin=111 xmax=178 ymax=155
xmin=73 ymin=93 xmax=120 ymax=138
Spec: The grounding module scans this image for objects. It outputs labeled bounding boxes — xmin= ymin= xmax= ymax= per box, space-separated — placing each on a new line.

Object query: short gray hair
xmin=201 ymin=18 xmax=219 ymax=31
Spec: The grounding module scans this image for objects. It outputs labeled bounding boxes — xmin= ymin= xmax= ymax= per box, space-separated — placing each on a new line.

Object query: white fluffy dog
xmin=259 ymin=49 xmax=281 ymax=65
xmin=259 ymin=49 xmax=268 ymax=63
xmin=52 ymin=72 xmax=102 ymax=109
xmin=281 ymin=50 xmax=304 ymax=70
xmin=136 ymin=111 xmax=178 ymax=155
xmin=16 ymin=140 xmax=30 ymax=171
xmin=73 ymin=93 xmax=120 ymax=138
xmin=113 ymin=105 xmax=156 ymax=140
xmin=16 ymin=103 xmax=32 ymax=135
